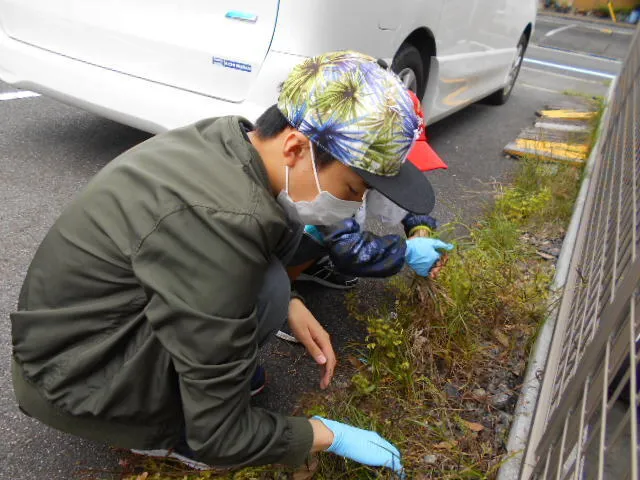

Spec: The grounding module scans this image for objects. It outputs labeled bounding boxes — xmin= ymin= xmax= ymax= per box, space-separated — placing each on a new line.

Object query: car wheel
xmin=392 ymin=44 xmax=426 ymax=99
xmin=485 ymin=33 xmax=527 ymax=105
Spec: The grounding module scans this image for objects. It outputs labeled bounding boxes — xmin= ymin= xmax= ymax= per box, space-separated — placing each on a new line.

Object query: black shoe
xmin=297 ymin=257 xmax=359 ymax=290
xmin=250 ymin=365 xmax=267 ymax=396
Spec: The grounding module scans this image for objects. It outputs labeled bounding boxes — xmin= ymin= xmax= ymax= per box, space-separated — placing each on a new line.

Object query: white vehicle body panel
xmin=0 ymin=0 xmax=279 ymax=102
xmin=0 ymin=0 xmax=536 ymax=133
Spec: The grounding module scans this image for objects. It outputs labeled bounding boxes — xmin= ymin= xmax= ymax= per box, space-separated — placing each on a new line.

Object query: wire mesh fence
xmin=520 ymin=23 xmax=639 ymax=480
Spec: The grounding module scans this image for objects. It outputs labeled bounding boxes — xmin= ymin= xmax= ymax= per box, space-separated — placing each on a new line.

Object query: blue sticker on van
xmin=225 ymin=11 xmax=258 ymax=23
xmin=212 ymin=57 xmax=252 ymax=73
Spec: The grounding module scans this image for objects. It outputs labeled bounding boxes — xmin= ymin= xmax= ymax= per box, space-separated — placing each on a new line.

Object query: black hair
xmin=254 ymin=104 xmax=335 ymax=167
xmin=254 ymin=104 xmax=290 ymax=138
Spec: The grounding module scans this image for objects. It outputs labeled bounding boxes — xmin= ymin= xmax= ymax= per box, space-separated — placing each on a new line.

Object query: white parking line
xmin=520 ymin=83 xmax=564 ymax=94
xmin=521 ymin=66 xmax=605 ymax=84
xmin=0 ymin=91 xmax=41 ymax=101
xmin=545 ymin=24 xmax=576 ymax=37
xmin=529 ymin=44 xmax=622 ymax=63
xmin=522 ymin=58 xmax=617 ymax=79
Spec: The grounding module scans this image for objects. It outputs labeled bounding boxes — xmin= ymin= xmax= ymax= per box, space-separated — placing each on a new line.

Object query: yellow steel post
xmin=608 ymin=1 xmax=617 ymax=22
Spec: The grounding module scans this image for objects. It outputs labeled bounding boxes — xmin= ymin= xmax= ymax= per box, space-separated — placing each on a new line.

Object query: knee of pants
xmin=256 ymin=259 xmax=291 ymax=345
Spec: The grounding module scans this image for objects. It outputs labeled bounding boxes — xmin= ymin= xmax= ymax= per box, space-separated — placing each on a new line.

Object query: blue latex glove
xmin=313 ymin=416 xmax=404 ymax=475
xmin=405 ymin=238 xmax=454 ymax=276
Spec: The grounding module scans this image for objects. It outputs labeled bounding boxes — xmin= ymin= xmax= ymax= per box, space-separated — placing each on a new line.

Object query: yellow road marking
xmin=539 ymin=110 xmax=597 ymax=120
xmin=513 ymin=139 xmax=589 ymax=160
xmin=505 ymin=146 xmax=585 ymax=166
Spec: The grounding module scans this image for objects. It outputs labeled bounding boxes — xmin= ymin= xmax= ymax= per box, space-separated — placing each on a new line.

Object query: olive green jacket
xmin=11 ymin=117 xmax=312 ymax=467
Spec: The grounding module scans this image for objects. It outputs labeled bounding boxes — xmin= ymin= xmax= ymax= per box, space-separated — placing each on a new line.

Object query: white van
xmin=0 ymin=1 xmax=536 ymax=133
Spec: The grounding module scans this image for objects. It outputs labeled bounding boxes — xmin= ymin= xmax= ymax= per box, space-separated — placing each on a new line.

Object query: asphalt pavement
xmin=0 ymin=13 xmax=635 ymax=480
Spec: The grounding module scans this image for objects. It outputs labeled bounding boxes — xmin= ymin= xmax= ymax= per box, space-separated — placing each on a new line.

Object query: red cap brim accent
xmin=408 ymin=138 xmax=448 ymax=172
xmin=406 ymin=89 xmax=447 ymax=172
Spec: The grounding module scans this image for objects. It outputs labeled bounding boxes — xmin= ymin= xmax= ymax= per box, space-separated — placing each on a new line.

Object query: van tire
xmin=392 ymin=44 xmax=426 ymax=99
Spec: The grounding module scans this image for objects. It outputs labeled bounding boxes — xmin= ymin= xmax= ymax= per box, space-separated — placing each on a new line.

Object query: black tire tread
xmin=392 ymin=43 xmax=426 ymax=99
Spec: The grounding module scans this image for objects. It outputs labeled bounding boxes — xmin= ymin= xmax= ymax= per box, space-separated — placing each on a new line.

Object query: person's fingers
xmin=431 ymin=239 xmax=455 ymax=251
xmin=299 ymin=333 xmax=334 ymax=389
xmin=288 ymin=303 xmax=336 ymax=388
xmin=372 ymin=437 xmax=402 ymax=473
xmin=312 ymin=328 xmax=336 ymax=389
xmin=321 ymin=344 xmax=336 ymax=389
xmin=373 ymin=437 xmax=400 ymax=457
xmin=301 ymin=333 xmax=327 ymax=365
xmin=288 ymin=305 xmax=323 ymax=360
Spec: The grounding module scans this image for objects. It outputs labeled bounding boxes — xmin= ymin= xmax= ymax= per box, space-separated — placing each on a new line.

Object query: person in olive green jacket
xmin=11 ymin=51 xmax=444 ymax=474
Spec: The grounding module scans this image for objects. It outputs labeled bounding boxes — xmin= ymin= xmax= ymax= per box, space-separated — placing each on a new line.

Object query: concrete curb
xmin=496 ymin=78 xmax=618 ymax=480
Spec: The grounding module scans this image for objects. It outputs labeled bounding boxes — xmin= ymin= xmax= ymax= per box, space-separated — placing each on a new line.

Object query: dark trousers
xmin=257 ymin=233 xmax=328 ymax=344
xmin=256 ymin=258 xmax=292 ymax=346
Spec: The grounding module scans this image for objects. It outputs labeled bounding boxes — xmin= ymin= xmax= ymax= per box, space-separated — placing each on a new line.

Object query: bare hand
xmin=288 ymin=299 xmax=336 ymax=389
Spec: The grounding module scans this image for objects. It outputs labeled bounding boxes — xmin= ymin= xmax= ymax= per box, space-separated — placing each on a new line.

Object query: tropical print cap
xmin=278 ymin=51 xmax=421 ymax=177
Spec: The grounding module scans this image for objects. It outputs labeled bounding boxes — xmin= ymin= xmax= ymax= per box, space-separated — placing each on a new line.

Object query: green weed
xmin=495 ymin=156 xmax=583 ymax=236
xmin=297 ymin=156 xmax=576 ymax=478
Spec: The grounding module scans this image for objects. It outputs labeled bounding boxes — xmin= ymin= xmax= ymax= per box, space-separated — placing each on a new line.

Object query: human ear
xmin=282 ymin=131 xmax=312 ymax=168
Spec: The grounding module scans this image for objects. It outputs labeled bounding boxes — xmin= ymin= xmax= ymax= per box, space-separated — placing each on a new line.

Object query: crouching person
xmin=11 ymin=51 xmax=435 ymax=474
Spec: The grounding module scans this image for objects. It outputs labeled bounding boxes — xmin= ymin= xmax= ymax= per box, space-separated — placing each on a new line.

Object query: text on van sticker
xmin=212 ymin=57 xmax=252 ymax=73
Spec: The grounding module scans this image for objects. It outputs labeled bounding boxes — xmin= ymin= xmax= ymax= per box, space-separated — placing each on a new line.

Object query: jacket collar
xmin=225 ymin=117 xmax=273 ymax=193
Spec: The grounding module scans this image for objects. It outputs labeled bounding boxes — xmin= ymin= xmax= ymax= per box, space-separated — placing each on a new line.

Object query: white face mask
xmin=355 ymin=189 xmax=407 ymax=225
xmin=277 ymin=142 xmax=363 ymax=225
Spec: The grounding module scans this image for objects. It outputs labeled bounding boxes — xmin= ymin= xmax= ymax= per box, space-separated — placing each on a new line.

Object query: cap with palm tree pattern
xmin=277 ymin=50 xmax=435 ymax=214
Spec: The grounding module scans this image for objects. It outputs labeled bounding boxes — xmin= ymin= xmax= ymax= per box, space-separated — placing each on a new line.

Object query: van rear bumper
xmin=0 ymin=29 xmax=302 ymax=133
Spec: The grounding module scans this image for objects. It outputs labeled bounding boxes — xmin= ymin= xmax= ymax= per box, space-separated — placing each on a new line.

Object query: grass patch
xmin=558 ymin=93 xmax=605 ymax=152
xmin=495 ymin=158 xmax=583 ymax=237
xmin=296 ymin=158 xmax=581 ymax=479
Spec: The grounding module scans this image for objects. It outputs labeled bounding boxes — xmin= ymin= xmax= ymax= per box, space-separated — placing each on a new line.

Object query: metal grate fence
xmin=520 ymin=23 xmax=639 ymax=480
